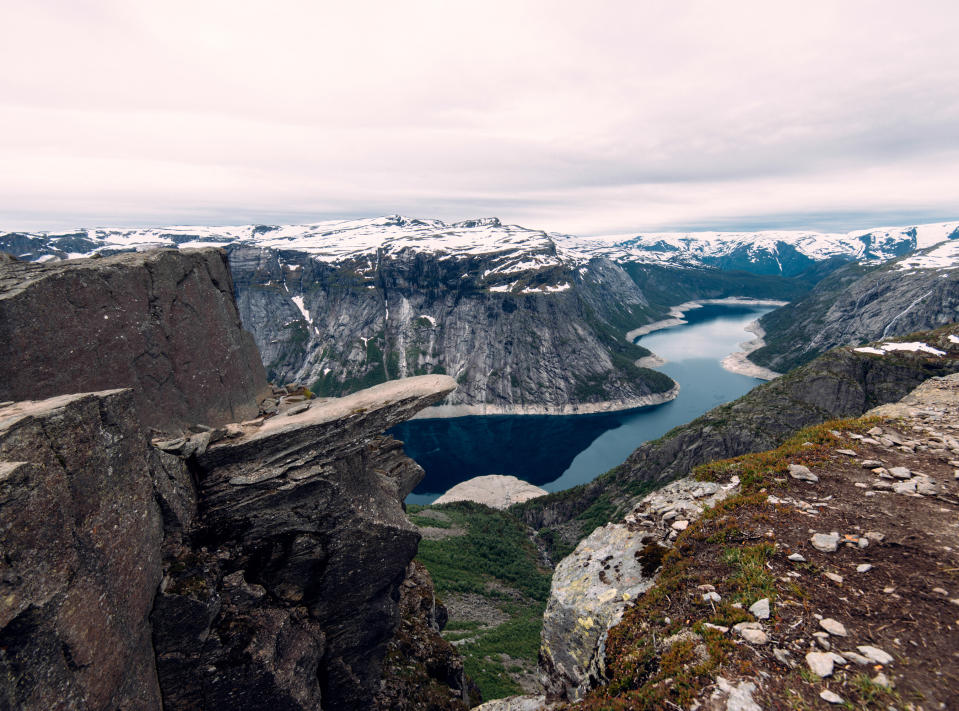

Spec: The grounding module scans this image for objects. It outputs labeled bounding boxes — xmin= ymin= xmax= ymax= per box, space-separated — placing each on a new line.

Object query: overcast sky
xmin=2 ymin=0 xmax=958 ymax=235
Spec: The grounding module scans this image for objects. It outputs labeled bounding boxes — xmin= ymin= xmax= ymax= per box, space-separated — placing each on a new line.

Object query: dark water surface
xmin=395 ymin=304 xmax=773 ymax=504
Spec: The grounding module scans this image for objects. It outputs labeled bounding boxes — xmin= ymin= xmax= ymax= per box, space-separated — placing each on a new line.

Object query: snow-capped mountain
xmin=563 ymin=222 xmax=959 ymax=276
xmin=4 ymin=215 xmax=959 ymax=278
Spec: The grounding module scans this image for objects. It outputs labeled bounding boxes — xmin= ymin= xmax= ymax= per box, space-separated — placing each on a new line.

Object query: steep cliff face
xmin=751 ymin=247 xmax=959 ymax=372
xmin=515 ymin=326 xmax=959 ymax=537
xmin=0 ymin=390 xmax=168 ymax=710
xmin=152 ymin=375 xmax=460 ymax=711
xmin=228 ymin=246 xmax=675 ymax=413
xmin=0 ymin=249 xmax=271 ymax=432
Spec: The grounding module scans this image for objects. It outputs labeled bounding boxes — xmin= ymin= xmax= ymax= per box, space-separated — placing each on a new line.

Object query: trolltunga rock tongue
xmin=155 ymin=374 xmax=458 ymax=710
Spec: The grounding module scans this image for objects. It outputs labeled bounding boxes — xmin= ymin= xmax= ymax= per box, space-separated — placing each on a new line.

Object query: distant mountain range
xmin=4 ymin=215 xmax=958 ymax=277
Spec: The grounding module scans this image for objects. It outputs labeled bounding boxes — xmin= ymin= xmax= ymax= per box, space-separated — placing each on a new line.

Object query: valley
xmin=3 ymin=216 xmax=959 ymax=709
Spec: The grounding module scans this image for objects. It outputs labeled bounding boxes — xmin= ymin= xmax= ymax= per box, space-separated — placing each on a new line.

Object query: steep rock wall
xmin=153 ymin=375 xmax=461 ymax=710
xmin=0 ymin=249 xmax=270 ymax=432
xmin=228 ymin=247 xmax=674 ymax=412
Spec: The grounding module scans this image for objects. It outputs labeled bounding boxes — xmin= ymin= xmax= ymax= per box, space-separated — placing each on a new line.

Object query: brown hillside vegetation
xmin=577 ymin=377 xmax=959 ymax=710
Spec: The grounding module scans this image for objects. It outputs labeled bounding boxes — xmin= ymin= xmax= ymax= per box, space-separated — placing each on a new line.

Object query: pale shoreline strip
xmin=720 ymin=320 xmax=782 ymax=380
xmin=412 ymin=383 xmax=680 ymax=420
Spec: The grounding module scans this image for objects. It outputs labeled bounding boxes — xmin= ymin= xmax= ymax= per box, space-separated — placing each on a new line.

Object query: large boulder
xmin=0 ymin=248 xmax=270 ymax=432
xmin=540 ymin=477 xmax=738 ymax=702
xmin=0 ymin=390 xmax=167 ymax=710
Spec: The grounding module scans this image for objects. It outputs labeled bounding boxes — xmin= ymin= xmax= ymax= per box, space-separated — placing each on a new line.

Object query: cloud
xmin=2 ymin=0 xmax=958 ymax=234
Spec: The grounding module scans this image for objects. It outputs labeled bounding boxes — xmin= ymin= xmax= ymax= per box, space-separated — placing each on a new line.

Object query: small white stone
xmin=872 ymin=672 xmax=892 ymax=688
xmin=856 ymin=564 xmax=873 ymax=573
xmin=788 ymin=553 xmax=806 ymax=562
xmin=820 ymin=689 xmax=844 ymax=704
xmin=819 ymin=618 xmax=847 ymax=637
xmin=889 ymin=466 xmax=912 ymax=479
xmin=805 ymin=651 xmax=834 ymax=677
xmin=749 ymin=597 xmax=770 ymax=620
xmin=671 ymin=519 xmax=689 ymax=531
xmin=824 ymin=572 xmax=844 ymax=584
xmin=702 ymin=622 xmax=729 ymax=633
xmin=702 ymin=591 xmax=721 ymax=603
xmin=857 ymin=645 xmax=894 ymax=665
xmin=811 ymin=533 xmax=839 ymax=552
xmin=789 ymin=464 xmax=818 ymax=482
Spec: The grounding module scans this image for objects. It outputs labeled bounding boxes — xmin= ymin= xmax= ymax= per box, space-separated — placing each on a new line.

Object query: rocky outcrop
xmin=433 ymin=475 xmax=548 ymax=509
xmin=540 ymin=478 xmax=739 ymax=702
xmin=228 ymin=247 xmax=675 ymax=413
xmin=0 ymin=390 xmax=171 ymax=710
xmin=0 ymin=249 xmax=270 ymax=432
xmin=751 ymin=256 xmax=959 ymax=372
xmin=515 ymin=327 xmax=959 ymax=538
xmin=152 ymin=375 xmax=460 ymax=711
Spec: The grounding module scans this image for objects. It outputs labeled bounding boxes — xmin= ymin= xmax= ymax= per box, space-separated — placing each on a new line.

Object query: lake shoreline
xmin=412 ymin=383 xmax=681 ymax=419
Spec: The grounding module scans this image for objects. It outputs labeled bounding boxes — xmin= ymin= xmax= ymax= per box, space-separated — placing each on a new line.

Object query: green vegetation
xmin=413 ymin=502 xmax=551 ymax=601
xmin=409 ymin=502 xmax=552 ymax=702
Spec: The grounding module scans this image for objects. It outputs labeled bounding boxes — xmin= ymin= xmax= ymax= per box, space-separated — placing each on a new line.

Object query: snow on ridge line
xmin=6 ymin=215 xmax=959 ymax=270
xmin=896 ymin=240 xmax=959 ymax=271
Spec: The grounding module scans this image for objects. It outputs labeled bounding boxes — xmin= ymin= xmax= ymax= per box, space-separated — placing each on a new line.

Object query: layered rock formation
xmin=0 ymin=390 xmax=169 ymax=709
xmin=0 ymin=249 xmax=270 ymax=432
xmin=0 ymin=247 xmax=470 ymax=711
xmin=153 ymin=376 xmax=457 ymax=710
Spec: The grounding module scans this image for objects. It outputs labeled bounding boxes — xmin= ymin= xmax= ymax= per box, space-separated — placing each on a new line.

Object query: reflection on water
xmin=394 ymin=303 xmax=774 ymax=505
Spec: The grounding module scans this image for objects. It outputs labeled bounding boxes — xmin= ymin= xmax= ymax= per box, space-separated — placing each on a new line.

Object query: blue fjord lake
xmin=395 ymin=303 xmax=774 ymax=505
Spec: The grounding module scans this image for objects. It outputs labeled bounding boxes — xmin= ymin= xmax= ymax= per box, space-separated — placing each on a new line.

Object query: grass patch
xmin=416 ymin=502 xmax=551 ymax=602
xmin=720 ymin=543 xmax=776 ymax=604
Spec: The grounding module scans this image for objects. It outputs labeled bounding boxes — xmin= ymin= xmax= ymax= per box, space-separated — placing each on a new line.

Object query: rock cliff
xmin=0 ymin=249 xmax=271 ymax=432
xmin=0 ymin=247 xmax=470 ymax=711
xmin=152 ymin=375 xmax=459 ymax=710
xmin=228 ymin=246 xmax=675 ymax=414
xmin=0 ymin=390 xmax=168 ymax=710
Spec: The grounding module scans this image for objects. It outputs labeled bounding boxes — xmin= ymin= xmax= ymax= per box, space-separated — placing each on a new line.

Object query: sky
xmin=2 ymin=0 xmax=958 ymax=236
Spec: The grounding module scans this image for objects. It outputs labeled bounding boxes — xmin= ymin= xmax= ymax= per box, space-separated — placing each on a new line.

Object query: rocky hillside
xmin=0 ymin=248 xmax=271 ymax=432
xmin=750 ymin=240 xmax=959 ymax=373
xmin=515 ymin=326 xmax=959 ymax=551
xmin=508 ymin=373 xmax=959 ymax=709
